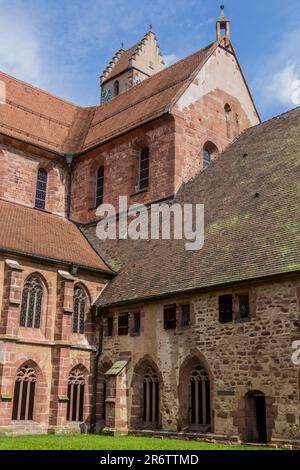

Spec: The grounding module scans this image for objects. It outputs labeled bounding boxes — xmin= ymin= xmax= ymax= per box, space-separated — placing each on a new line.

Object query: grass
xmin=0 ymin=435 xmax=274 ymax=450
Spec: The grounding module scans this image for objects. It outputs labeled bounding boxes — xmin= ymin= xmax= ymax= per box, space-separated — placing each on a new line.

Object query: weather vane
xmin=149 ymin=24 xmax=152 ymax=31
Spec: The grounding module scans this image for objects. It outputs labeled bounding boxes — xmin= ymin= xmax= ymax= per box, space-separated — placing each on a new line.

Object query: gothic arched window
xmin=139 ymin=147 xmax=150 ymax=190
xmin=73 ymin=285 xmax=86 ymax=334
xmin=190 ymin=365 xmax=211 ymax=427
xmin=12 ymin=365 xmax=37 ymax=420
xmin=95 ymin=166 xmax=104 ymax=207
xmin=66 ymin=368 xmax=86 ymax=422
xmin=113 ymin=80 xmax=120 ymax=97
xmin=34 ymin=168 xmax=48 ymax=210
xmin=19 ymin=276 xmax=43 ymax=329
xmin=143 ymin=368 xmax=159 ymax=425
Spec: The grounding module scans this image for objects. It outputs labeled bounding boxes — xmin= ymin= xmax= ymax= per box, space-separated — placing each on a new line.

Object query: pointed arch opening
xmin=72 ymin=284 xmax=89 ymax=335
xmin=131 ymin=356 xmax=162 ymax=430
xmin=178 ymin=353 xmax=213 ymax=432
xmin=19 ymin=274 xmax=46 ymax=329
xmin=12 ymin=364 xmax=37 ymax=421
xmin=66 ymin=366 xmax=86 ymax=422
xmin=202 ymin=142 xmax=218 ymax=168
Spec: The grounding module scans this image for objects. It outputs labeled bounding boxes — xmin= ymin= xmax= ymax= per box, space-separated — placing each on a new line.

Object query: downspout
xmin=65 ymin=154 xmax=74 ymax=220
xmin=90 ymin=306 xmax=104 ymax=434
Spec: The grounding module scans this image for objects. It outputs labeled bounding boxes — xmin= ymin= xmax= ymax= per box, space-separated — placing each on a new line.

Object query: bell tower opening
xmin=216 ymin=5 xmax=230 ymax=45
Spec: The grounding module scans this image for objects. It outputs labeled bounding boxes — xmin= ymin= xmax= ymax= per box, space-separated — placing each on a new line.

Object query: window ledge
xmin=130 ymin=188 xmax=148 ymax=197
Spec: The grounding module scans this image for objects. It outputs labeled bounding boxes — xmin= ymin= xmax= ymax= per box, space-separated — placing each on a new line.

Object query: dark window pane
xmin=139 ymin=147 xmax=149 ymax=190
xmin=181 ymin=304 xmax=190 ymax=326
xmin=164 ymin=305 xmax=176 ymax=330
xmin=96 ymin=166 xmax=104 ymax=206
xmin=118 ymin=313 xmax=129 ymax=335
xmin=219 ymin=295 xmax=233 ymax=323
xmin=238 ymin=295 xmax=250 ymax=319
xmin=107 ymin=317 xmax=114 ymax=336
xmin=133 ymin=312 xmax=141 ymax=334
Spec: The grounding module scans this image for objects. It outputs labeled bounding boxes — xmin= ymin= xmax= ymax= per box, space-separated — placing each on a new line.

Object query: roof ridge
xmin=0 ymin=70 xmax=79 ymax=108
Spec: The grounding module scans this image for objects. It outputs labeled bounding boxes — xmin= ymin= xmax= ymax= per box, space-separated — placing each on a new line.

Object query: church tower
xmin=100 ymin=30 xmax=165 ymax=103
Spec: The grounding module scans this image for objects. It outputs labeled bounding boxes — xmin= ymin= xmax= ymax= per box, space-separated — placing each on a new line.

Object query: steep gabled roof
xmin=101 ymin=31 xmax=164 ymax=84
xmin=88 ymin=106 xmax=300 ymax=307
xmin=0 ymin=199 xmax=113 ymax=273
xmin=0 ymin=42 xmax=218 ymax=154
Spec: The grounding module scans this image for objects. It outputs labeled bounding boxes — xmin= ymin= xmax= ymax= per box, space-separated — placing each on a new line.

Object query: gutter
xmin=97 ymin=269 xmax=300 ymax=309
xmin=0 ymin=246 xmax=116 ymax=277
xmin=90 ymin=306 xmax=104 ymax=434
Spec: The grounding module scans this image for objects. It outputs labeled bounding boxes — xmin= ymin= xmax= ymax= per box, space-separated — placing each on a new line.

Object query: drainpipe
xmin=90 ymin=306 xmax=104 ymax=434
xmin=65 ymin=154 xmax=74 ymax=220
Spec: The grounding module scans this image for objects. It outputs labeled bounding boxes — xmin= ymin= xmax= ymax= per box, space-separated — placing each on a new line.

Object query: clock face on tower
xmin=101 ymin=88 xmax=112 ymax=103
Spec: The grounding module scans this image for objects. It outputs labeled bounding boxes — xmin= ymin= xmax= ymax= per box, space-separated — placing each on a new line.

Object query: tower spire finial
xmin=216 ymin=4 xmax=230 ymax=45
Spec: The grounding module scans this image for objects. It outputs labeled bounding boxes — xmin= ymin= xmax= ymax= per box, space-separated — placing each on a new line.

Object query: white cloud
xmin=265 ymin=64 xmax=300 ymax=106
xmin=164 ymin=53 xmax=178 ymax=67
xmin=0 ymin=8 xmax=42 ymax=84
xmin=255 ymin=28 xmax=300 ymax=110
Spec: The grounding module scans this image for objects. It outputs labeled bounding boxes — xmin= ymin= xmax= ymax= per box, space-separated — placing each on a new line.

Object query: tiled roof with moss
xmin=88 ymin=106 xmax=300 ymax=307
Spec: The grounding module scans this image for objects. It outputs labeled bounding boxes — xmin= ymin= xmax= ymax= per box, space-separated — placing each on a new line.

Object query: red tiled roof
xmin=0 ymin=42 xmax=217 ymax=154
xmin=0 ymin=199 xmax=112 ymax=273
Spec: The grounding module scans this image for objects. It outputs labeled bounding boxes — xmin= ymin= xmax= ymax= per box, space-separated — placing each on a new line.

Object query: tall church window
xmin=190 ymin=365 xmax=211 ymax=427
xmin=66 ymin=368 xmax=85 ymax=422
xmin=12 ymin=365 xmax=37 ymax=420
xmin=96 ymin=166 xmax=104 ymax=207
xmin=73 ymin=285 xmax=86 ymax=334
xmin=34 ymin=168 xmax=48 ymax=209
xmin=19 ymin=276 xmax=43 ymax=329
xmin=139 ymin=147 xmax=150 ymax=190
xmin=113 ymin=80 xmax=120 ymax=97
xmin=143 ymin=368 xmax=159 ymax=425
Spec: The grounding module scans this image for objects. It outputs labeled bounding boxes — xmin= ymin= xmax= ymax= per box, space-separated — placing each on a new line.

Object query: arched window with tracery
xmin=66 ymin=368 xmax=86 ymax=422
xmin=190 ymin=365 xmax=211 ymax=427
xmin=143 ymin=368 xmax=159 ymax=425
xmin=202 ymin=142 xmax=219 ymax=169
xmin=73 ymin=285 xmax=86 ymax=334
xmin=19 ymin=276 xmax=44 ymax=329
xmin=12 ymin=365 xmax=37 ymax=420
xmin=34 ymin=168 xmax=48 ymax=209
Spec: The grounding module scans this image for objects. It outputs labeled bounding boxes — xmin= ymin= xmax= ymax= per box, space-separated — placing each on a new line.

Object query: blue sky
xmin=0 ymin=0 xmax=299 ymax=120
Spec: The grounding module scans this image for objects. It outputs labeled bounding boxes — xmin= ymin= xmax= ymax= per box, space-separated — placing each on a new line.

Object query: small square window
xmin=118 ymin=313 xmax=129 ymax=336
xmin=181 ymin=304 xmax=190 ymax=327
xmin=164 ymin=305 xmax=176 ymax=330
xmin=107 ymin=317 xmax=114 ymax=337
xmin=219 ymin=295 xmax=233 ymax=323
xmin=133 ymin=312 xmax=141 ymax=335
xmin=238 ymin=295 xmax=250 ymax=320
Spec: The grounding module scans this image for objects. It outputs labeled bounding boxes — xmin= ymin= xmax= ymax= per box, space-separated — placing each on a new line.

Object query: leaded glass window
xmin=34 ymin=168 xmax=48 ymax=209
xmin=66 ymin=368 xmax=85 ymax=422
xmin=19 ymin=276 xmax=43 ymax=329
xmin=96 ymin=166 xmax=104 ymax=207
xmin=73 ymin=285 xmax=86 ymax=334
xmin=139 ymin=147 xmax=150 ymax=190
xmin=12 ymin=365 xmax=37 ymax=420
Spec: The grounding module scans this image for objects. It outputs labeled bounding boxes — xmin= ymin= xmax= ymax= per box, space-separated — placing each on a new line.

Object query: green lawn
xmin=0 ymin=435 xmax=274 ymax=450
